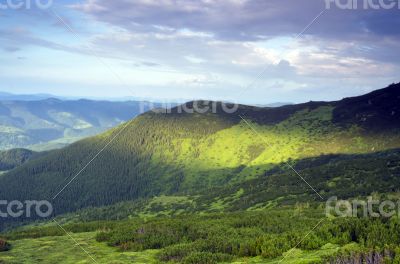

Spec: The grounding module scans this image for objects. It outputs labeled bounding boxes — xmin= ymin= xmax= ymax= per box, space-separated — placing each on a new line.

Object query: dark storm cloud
xmin=69 ymin=0 xmax=400 ymax=69
xmin=72 ymin=0 xmax=400 ymax=41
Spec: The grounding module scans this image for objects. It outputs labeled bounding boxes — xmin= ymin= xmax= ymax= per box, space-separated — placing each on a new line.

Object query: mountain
xmin=255 ymin=102 xmax=293 ymax=107
xmin=0 ymin=92 xmax=56 ymax=101
xmin=0 ymin=99 xmax=164 ymax=150
xmin=0 ymin=83 xmax=399 ymax=225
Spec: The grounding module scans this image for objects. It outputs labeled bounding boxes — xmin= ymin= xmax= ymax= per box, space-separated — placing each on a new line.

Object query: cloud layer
xmin=0 ymin=0 xmax=399 ymax=103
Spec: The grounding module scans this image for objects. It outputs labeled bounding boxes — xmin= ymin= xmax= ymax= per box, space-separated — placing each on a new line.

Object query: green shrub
xmin=0 ymin=239 xmax=11 ymax=252
xmin=183 ymin=252 xmax=233 ymax=264
xmin=158 ymin=243 xmax=196 ymax=262
xmin=95 ymin=231 xmax=111 ymax=242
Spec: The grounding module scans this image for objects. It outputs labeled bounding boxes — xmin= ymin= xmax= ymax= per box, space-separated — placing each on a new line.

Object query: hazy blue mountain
xmin=0 ymin=92 xmax=57 ymax=101
xmin=0 ymin=98 xmax=163 ymax=150
xmin=254 ymin=102 xmax=294 ymax=107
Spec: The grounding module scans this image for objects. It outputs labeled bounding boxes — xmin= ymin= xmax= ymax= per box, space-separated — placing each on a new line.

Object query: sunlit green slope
xmin=0 ymin=83 xmax=399 ymax=222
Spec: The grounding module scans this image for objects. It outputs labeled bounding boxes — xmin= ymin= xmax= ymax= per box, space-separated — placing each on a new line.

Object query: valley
xmin=0 ymin=99 xmax=162 ymax=151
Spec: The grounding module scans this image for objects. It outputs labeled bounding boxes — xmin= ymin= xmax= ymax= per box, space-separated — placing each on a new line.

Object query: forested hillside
xmin=0 ymin=83 xmax=399 ymax=228
xmin=0 ymin=148 xmax=43 ymax=172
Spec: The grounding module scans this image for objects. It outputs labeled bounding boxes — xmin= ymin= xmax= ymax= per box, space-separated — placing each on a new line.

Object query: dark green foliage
xmin=0 ymin=239 xmax=10 ymax=252
xmin=6 ymin=209 xmax=398 ymax=263
xmin=3 ymin=221 xmax=119 ymax=240
xmin=4 ymin=208 xmax=400 ymax=262
xmin=92 ymin=210 xmax=322 ymax=261
xmin=182 ymin=252 xmax=233 ymax=264
xmin=101 ymin=213 xmax=400 ymax=262
xmin=326 ymin=248 xmax=395 ymax=263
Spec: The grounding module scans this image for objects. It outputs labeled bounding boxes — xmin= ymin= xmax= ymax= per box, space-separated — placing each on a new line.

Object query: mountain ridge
xmin=0 ymin=83 xmax=399 ymax=228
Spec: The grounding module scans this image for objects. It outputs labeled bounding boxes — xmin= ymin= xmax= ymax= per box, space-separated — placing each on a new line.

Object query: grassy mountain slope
xmin=0 ymin=99 xmax=160 ymax=150
xmin=0 ymin=83 xmax=399 ymax=223
xmin=27 ymin=147 xmax=397 ymax=223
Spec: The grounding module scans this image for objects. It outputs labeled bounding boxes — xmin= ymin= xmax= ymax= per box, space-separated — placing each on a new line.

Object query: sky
xmin=0 ymin=0 xmax=399 ymax=104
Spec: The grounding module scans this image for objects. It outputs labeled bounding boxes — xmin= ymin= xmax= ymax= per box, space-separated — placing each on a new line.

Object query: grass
xmin=0 ymin=232 xmax=160 ymax=264
xmin=0 ymin=231 xmax=343 ymax=264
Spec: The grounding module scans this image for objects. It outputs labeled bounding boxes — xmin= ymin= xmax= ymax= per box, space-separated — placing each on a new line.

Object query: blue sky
xmin=0 ymin=0 xmax=399 ymax=104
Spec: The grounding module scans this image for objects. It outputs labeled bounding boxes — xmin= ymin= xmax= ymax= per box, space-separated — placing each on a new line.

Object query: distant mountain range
xmin=0 ymin=98 xmax=164 ymax=150
xmin=0 ymin=92 xmax=57 ymax=101
xmin=255 ymin=102 xmax=293 ymax=107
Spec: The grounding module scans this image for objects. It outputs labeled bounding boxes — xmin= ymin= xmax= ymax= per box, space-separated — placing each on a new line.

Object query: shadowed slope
xmin=0 ymin=83 xmax=399 ymax=225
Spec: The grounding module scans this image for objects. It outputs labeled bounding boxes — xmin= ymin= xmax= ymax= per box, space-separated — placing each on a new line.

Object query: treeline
xmin=7 ymin=209 xmax=400 ymax=263
xmin=96 ymin=213 xmax=400 ymax=263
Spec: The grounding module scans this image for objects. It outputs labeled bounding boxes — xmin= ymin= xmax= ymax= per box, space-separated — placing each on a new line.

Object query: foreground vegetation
xmin=3 ymin=208 xmax=400 ymax=263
